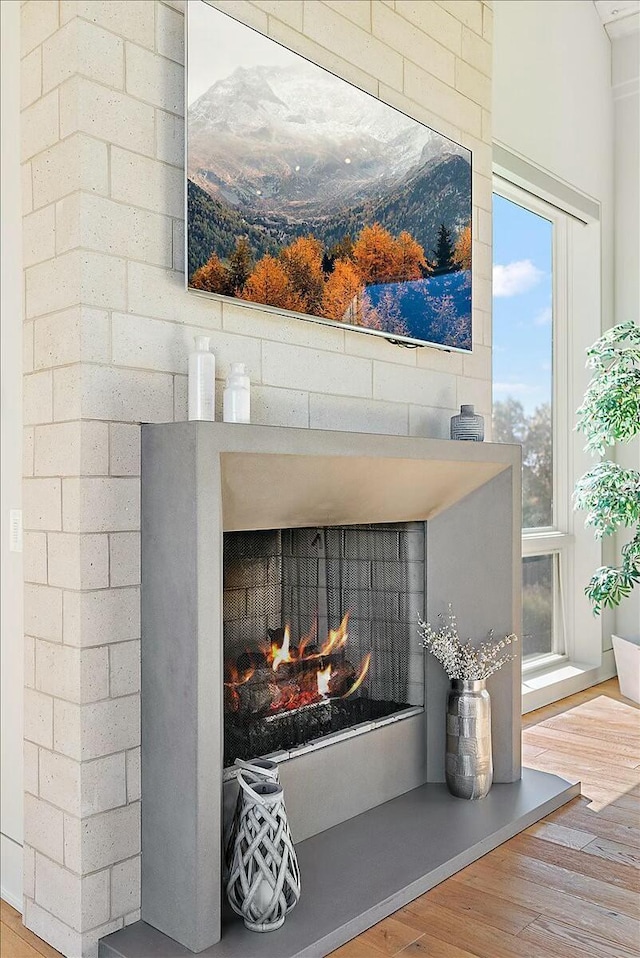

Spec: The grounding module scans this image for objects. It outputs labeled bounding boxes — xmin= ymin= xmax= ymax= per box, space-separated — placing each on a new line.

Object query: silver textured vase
xmin=445 ymin=679 xmax=493 ymax=799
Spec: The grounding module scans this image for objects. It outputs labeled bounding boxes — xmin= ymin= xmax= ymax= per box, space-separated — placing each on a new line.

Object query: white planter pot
xmin=612 ymin=634 xmax=640 ymax=704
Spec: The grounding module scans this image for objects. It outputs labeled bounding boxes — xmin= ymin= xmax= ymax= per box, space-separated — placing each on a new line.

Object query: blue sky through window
xmin=492 ymin=194 xmax=553 ymax=415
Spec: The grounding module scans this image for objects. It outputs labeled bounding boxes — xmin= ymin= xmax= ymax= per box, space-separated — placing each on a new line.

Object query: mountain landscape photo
xmin=186 ymin=2 xmax=472 ymax=350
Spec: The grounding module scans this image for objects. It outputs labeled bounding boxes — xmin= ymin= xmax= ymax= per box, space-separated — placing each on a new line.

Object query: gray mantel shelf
xmin=100 ymin=768 xmax=579 ymax=958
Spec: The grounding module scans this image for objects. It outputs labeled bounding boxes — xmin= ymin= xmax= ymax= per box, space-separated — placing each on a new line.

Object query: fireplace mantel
xmin=218 ymin=433 xmax=513 ymax=531
xmin=100 ymin=423 xmax=578 ymax=958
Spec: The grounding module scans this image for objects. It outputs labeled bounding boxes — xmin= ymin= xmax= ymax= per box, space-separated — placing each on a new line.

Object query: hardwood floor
xmin=2 ymin=679 xmax=638 ymax=958
xmin=331 ymin=678 xmax=640 ymax=958
xmin=0 ymin=900 xmax=60 ymax=958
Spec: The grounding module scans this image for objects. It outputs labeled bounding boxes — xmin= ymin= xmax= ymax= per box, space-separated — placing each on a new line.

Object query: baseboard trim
xmin=1 ymin=832 xmax=23 ymax=914
xmin=1 ymin=890 xmax=22 ymax=913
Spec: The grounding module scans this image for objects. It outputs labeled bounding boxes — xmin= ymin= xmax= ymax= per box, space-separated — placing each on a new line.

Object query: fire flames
xmin=270 ymin=624 xmax=293 ymax=671
xmin=312 ymin=613 xmax=350 ymax=659
xmin=223 ymin=663 xmax=256 ymax=712
xmin=343 ymin=652 xmax=370 ymax=697
xmin=226 ymin=612 xmax=371 ymax=716
xmin=266 ymin=612 xmax=370 ymax=713
xmin=268 ymin=613 xmax=351 ymax=671
xmin=225 ymin=665 xmax=255 ymax=687
xmin=316 ymin=664 xmax=332 ymax=698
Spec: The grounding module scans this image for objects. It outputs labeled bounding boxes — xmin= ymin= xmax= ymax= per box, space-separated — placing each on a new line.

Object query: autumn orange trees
xmin=351 ymin=224 xmax=428 ymax=285
xmin=321 ymin=259 xmax=362 ymax=321
xmin=279 ymin=236 xmax=326 ymax=313
xmin=351 ymin=223 xmax=398 ymax=284
xmin=394 ymin=230 xmax=429 ymax=281
xmin=190 ymin=220 xmax=471 ymax=334
xmin=453 ymin=224 xmax=471 ymax=272
xmin=190 ymin=252 xmax=229 ymax=294
xmin=242 ymin=256 xmax=305 ymax=312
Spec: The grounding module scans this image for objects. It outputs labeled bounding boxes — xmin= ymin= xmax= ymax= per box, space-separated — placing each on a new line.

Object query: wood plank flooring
xmin=0 ymin=900 xmax=60 ymax=958
xmin=2 ymin=679 xmax=638 ymax=958
xmin=331 ymin=678 xmax=640 ymax=958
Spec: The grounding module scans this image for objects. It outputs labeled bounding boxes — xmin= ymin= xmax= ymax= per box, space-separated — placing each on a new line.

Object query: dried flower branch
xmin=418 ymin=605 xmax=517 ymax=681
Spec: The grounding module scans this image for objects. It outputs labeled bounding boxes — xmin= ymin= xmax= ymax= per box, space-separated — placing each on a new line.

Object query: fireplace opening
xmin=223 ymin=522 xmax=425 ymax=769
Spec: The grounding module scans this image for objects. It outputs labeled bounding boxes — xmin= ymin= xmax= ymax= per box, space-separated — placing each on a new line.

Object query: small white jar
xmin=223 ymin=362 xmax=251 ymax=423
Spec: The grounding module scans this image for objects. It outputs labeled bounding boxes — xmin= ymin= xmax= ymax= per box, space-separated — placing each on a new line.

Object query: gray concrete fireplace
xmin=100 ymin=423 xmax=578 ymax=958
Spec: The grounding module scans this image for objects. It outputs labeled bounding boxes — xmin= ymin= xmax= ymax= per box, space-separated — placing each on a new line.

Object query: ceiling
xmin=594 ymin=0 xmax=640 ymax=37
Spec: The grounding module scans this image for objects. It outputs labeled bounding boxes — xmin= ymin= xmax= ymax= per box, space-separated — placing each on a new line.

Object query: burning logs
xmin=225 ymin=614 xmax=371 ymax=723
xmin=237 ymin=650 xmax=268 ymax=672
xmin=236 ymin=674 xmax=279 ymax=715
xmin=225 ymin=651 xmax=360 ymax=717
xmin=328 ymin=662 xmax=357 ymax=697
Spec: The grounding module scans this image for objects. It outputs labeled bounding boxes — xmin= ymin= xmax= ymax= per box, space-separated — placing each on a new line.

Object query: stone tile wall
xmin=20 ymin=1 xmax=493 ymax=954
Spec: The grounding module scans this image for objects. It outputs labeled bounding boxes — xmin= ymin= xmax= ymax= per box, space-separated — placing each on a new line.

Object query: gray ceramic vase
xmin=450 ymin=404 xmax=485 ymax=441
xmin=445 ymin=679 xmax=493 ymax=800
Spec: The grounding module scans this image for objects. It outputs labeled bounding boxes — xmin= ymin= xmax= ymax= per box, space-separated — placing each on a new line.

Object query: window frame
xmin=492 ymin=177 xmax=572 ymax=671
xmin=491 ymin=166 xmax=607 ymax=707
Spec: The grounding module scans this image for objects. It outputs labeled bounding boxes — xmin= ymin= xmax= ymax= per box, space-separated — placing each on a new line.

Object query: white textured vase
xmin=226 ymin=772 xmax=301 ymax=933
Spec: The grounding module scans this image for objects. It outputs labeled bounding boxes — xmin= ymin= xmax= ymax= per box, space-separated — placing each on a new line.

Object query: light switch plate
xmin=9 ymin=509 xmax=23 ymax=552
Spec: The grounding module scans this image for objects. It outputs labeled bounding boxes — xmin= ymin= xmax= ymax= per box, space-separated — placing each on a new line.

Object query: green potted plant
xmin=573 ymin=321 xmax=640 ymax=701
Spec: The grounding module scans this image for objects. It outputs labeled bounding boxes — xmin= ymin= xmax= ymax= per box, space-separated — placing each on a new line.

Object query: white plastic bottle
xmin=223 ymin=363 xmax=251 ymax=424
xmin=188 ymin=336 xmax=215 ymax=421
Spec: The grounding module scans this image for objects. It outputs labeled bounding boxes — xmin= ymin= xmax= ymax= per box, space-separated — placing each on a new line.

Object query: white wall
xmin=612 ymin=31 xmax=640 ymax=323
xmin=492 ymin=0 xmax=614 ymax=352
xmin=492 ymin=0 xmax=614 ymax=360
xmin=493 ymin=0 xmax=616 ymax=656
xmin=1 ymin=0 xmax=25 ymax=912
xmin=493 ymin=1 xmax=613 ymax=204
xmin=612 ymin=29 xmax=640 ymax=642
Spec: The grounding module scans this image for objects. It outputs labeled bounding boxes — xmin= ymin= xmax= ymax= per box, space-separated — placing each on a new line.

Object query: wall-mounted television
xmin=186 ymin=0 xmax=473 ymax=351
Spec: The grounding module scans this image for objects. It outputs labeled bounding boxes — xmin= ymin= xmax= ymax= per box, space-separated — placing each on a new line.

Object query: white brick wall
xmin=24 ymin=793 xmax=63 ymax=862
xmin=21 ymin=2 xmax=493 ymax=954
xmin=31 ymin=135 xmax=109 ymax=208
xmin=36 ymin=641 xmax=110 ymax=703
xmin=47 ymin=533 xmax=110 ymax=590
xmin=35 ymin=854 xmax=110 ymax=931
xmin=42 ymin=18 xmax=125 ymax=92
xmin=82 ymin=753 xmax=127 ymax=817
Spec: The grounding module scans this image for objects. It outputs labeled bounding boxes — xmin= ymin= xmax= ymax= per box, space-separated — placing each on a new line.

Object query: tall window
xmin=493 ymin=194 xmax=553 ymax=528
xmin=493 ymin=182 xmax=568 ymax=665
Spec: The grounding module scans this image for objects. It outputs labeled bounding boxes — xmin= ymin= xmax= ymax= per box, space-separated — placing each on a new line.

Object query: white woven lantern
xmin=226 ymin=772 xmax=301 ymax=933
xmin=225 ymin=758 xmax=280 ymax=878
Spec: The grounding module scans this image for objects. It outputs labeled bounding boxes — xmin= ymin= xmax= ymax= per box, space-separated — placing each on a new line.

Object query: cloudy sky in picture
xmin=492 ymin=194 xmax=552 ymax=415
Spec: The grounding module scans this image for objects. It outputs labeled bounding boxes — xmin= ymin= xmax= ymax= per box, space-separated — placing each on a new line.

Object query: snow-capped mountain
xmin=188 ymin=64 xmax=468 ymax=219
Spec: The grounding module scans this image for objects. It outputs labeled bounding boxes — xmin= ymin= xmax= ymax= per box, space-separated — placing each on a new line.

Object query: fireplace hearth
xmin=99 ymin=423 xmax=579 ymax=958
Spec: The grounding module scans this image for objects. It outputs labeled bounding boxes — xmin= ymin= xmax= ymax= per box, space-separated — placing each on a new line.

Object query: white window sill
xmin=522 ymin=648 xmax=617 ymax=713
xmin=522 ymin=652 xmax=567 ymax=674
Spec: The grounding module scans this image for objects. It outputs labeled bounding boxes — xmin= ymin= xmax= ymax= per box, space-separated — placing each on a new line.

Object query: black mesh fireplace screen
xmin=223 ymin=522 xmax=425 ymax=768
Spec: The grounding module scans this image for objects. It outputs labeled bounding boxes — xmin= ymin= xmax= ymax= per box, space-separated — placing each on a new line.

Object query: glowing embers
xmin=224 ymin=613 xmax=373 ymax=719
